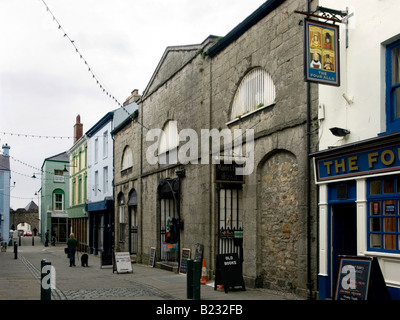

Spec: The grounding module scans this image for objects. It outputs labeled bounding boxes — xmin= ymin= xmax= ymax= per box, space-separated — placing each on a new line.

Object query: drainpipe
xmin=306 ymin=0 xmax=313 ymax=301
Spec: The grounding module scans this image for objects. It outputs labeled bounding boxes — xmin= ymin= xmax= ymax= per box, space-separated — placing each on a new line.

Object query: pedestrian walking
xmin=66 ymin=233 xmax=78 ymax=267
xmin=44 ymin=230 xmax=49 ymax=247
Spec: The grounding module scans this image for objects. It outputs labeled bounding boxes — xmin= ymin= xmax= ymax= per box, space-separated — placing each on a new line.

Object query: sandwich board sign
xmin=113 ymin=252 xmax=133 ymax=274
xmin=334 ymin=255 xmax=390 ymax=300
xmin=214 ymin=253 xmax=245 ymax=293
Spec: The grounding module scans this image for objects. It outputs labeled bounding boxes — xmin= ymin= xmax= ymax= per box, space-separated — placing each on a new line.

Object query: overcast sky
xmin=0 ymin=0 xmax=266 ymax=210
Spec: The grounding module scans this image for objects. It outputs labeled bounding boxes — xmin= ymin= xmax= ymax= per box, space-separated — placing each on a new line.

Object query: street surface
xmin=0 ymin=236 xmax=296 ymax=301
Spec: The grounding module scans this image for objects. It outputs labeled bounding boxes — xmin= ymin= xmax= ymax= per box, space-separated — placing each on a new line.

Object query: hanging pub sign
xmin=304 ymin=18 xmax=340 ymax=86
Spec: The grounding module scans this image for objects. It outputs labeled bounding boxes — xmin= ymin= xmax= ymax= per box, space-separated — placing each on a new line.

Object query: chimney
xmin=2 ymin=143 xmax=10 ymax=157
xmin=123 ymin=89 xmax=141 ymax=106
xmin=74 ymin=115 xmax=83 ymax=143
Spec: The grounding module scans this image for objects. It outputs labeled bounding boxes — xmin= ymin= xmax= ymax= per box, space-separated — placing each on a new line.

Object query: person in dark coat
xmin=66 ymin=233 xmax=78 ymax=267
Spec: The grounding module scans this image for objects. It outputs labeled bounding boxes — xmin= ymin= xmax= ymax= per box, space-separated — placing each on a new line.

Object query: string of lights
xmin=1 ymin=131 xmax=72 ymax=140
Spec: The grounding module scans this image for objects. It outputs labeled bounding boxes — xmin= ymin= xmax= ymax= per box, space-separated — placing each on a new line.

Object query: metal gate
xmin=217 ymin=186 xmax=243 ymax=260
xmin=158 ymin=178 xmax=180 ymax=262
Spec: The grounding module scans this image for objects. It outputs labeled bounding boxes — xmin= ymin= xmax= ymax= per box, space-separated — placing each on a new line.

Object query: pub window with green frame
xmin=367 ymin=175 xmax=400 ymax=252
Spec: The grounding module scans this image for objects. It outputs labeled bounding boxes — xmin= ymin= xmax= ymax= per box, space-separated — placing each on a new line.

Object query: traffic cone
xmin=200 ymin=259 xmax=209 ymax=284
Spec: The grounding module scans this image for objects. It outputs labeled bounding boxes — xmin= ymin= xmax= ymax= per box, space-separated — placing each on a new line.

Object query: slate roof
xmin=0 ymin=154 xmax=10 ymax=171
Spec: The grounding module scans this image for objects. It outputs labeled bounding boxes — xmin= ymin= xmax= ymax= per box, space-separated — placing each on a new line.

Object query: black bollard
xmin=32 ymin=236 xmax=34 ymax=246
xmin=18 ymin=235 xmax=21 ymax=246
xmin=40 ymin=259 xmax=52 ymax=300
xmin=14 ymin=241 xmax=17 ymax=259
xmin=186 ymin=259 xmax=193 ymax=299
xmin=193 ymin=260 xmax=201 ymax=300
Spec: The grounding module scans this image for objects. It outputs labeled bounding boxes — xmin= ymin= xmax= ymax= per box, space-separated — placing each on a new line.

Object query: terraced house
xmin=67 ymin=115 xmax=88 ymax=252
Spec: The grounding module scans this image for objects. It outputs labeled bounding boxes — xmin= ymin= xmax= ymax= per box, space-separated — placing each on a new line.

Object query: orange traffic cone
xmin=200 ymin=259 xmax=209 ymax=284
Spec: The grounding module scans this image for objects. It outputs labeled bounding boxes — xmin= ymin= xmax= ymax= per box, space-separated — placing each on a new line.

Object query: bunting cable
xmin=39 ymin=0 xmax=134 ymax=119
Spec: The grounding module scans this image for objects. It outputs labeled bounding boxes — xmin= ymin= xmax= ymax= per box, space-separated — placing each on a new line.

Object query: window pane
xmin=383 ymin=179 xmax=394 ymax=193
xmin=370 ymin=217 xmax=381 ymax=231
xmin=384 ymin=234 xmax=396 ymax=250
xmin=370 ymin=234 xmax=381 ymax=248
xmin=384 ymin=217 xmax=396 ymax=232
xmin=392 ymin=46 xmax=400 ymax=85
xmin=371 ymin=201 xmax=380 ymax=215
xmin=370 ymin=180 xmax=381 ymax=195
xmin=384 ymin=200 xmax=396 ymax=215
xmin=394 ymin=87 xmax=400 ymax=119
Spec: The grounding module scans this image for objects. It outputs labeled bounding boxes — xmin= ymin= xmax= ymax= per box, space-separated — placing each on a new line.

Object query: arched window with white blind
xmin=121 ymin=146 xmax=133 ymax=170
xmin=230 ymin=68 xmax=276 ymax=121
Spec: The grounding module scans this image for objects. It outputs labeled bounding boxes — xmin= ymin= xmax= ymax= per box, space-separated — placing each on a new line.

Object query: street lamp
xmin=63 ymin=164 xmax=76 ymax=173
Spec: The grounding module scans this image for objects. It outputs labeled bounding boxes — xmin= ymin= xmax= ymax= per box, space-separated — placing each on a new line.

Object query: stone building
xmin=113 ymin=0 xmax=319 ymax=298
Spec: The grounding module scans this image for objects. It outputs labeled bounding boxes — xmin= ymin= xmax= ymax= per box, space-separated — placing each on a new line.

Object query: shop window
xmin=230 ymin=68 xmax=275 ymax=121
xmin=367 ymin=176 xmax=400 ymax=252
xmin=385 ymin=39 xmax=400 ymax=133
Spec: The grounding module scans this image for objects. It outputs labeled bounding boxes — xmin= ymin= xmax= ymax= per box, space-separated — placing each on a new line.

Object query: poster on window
xmin=304 ymin=19 xmax=340 ymax=86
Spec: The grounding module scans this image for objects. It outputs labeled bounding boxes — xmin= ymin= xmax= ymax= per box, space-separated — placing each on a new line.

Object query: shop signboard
xmin=113 ymin=252 xmax=132 ymax=274
xmin=334 ymin=256 xmax=390 ymax=300
xmin=304 ymin=19 xmax=340 ymax=86
xmin=179 ymin=248 xmax=191 ymax=274
xmin=149 ymin=247 xmax=156 ymax=267
xmin=314 ymin=143 xmax=400 ymax=182
xmin=214 ymin=253 xmax=245 ymax=293
xmin=215 ymin=163 xmax=244 ymax=184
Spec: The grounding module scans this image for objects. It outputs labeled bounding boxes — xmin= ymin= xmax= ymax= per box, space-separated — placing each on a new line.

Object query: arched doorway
xmin=259 ymin=150 xmax=299 ymax=292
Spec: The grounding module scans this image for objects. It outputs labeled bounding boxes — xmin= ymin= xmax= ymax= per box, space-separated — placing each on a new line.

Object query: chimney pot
xmin=74 ymin=114 xmax=83 ymax=143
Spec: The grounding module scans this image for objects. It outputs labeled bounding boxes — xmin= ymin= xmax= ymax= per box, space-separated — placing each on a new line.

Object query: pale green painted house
xmin=40 ymin=151 xmax=70 ymax=243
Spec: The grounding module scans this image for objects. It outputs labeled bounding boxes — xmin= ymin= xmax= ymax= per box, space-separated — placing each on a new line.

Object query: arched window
xmin=230 ymin=68 xmax=275 ymax=121
xmin=159 ymin=120 xmax=179 ymax=165
xmin=121 ymin=146 xmax=133 ymax=170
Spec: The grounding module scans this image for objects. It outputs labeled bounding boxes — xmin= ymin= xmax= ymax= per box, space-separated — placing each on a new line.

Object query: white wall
xmin=87 ymin=120 xmax=114 ymax=203
xmin=318 ymin=0 xmax=400 ymax=150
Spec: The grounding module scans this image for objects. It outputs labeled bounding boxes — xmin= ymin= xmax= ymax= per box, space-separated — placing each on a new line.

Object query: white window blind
xmin=231 ymin=68 xmax=275 ymax=120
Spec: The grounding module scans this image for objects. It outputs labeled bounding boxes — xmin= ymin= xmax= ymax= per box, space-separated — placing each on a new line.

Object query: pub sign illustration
xmin=305 ymin=19 xmax=340 ymax=86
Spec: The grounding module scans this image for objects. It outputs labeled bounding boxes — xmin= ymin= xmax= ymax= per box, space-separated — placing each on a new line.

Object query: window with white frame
xmin=94 ymin=138 xmax=99 ymax=163
xmin=103 ymin=166 xmax=108 ymax=194
xmin=230 ymin=68 xmax=275 ymax=121
xmin=103 ymin=131 xmax=108 ymax=159
xmin=53 ymin=190 xmax=64 ymax=211
xmin=386 ymin=39 xmax=400 ymax=133
xmin=94 ymin=170 xmax=99 ymax=196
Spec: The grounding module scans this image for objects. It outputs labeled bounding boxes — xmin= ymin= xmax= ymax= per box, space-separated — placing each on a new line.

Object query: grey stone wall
xmin=113 ymin=0 xmax=319 ymax=298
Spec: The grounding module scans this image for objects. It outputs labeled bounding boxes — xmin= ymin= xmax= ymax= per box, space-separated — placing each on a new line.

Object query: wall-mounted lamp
xmin=63 ymin=164 xmax=76 ymax=173
xmin=330 ymin=127 xmax=350 ymax=137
